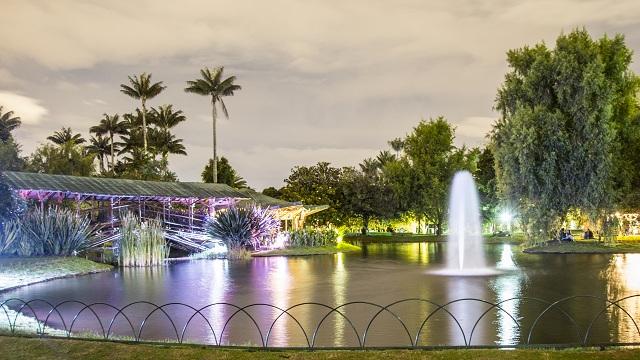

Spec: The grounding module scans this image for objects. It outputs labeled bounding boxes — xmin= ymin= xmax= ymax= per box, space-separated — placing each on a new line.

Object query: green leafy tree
xmin=201 ymin=157 xmax=248 ymax=188
xmin=281 ymin=162 xmax=345 ymax=225
xmin=185 ymin=66 xmax=241 ymax=183
xmin=387 ymin=117 xmax=471 ymax=235
xmin=0 ymin=138 xmax=24 ymax=172
xmin=27 ymin=143 xmax=95 ymax=176
xmin=491 ymin=29 xmax=637 ymax=241
xmin=474 ymin=146 xmax=499 ymax=227
xmin=339 ymin=167 xmax=396 ymax=230
xmin=262 ymin=186 xmax=283 ymax=199
xmin=120 ymin=73 xmax=166 ymax=154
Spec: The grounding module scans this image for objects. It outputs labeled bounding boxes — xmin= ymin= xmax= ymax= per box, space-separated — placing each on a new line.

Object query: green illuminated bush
xmin=286 ymin=228 xmax=338 ymax=248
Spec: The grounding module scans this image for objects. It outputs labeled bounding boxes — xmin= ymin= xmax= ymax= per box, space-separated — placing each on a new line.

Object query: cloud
xmin=454 ymin=116 xmax=496 ymax=146
xmin=0 ymin=91 xmax=48 ymax=125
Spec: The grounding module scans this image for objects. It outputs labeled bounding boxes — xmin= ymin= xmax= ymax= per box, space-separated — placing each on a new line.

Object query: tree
xmin=262 ymin=186 xmax=283 ymax=199
xmin=491 ymin=29 xmax=637 ymax=241
xmin=90 ymin=113 xmax=127 ymax=171
xmin=85 ymin=135 xmax=110 ymax=173
xmin=185 ymin=66 xmax=241 ymax=183
xmin=149 ymin=104 xmax=186 ymax=131
xmin=47 ymin=127 xmax=85 ymax=146
xmin=281 ymin=162 xmax=345 ymax=225
xmin=474 ymin=146 xmax=499 ymax=227
xmin=339 ymin=167 xmax=396 ymax=230
xmin=0 ymin=106 xmax=21 ymax=142
xmin=27 ymin=143 xmax=95 ymax=176
xmin=0 ymin=138 xmax=25 ymax=172
xmin=388 ymin=117 xmax=471 ymax=235
xmin=120 ymin=73 xmax=165 ymax=154
xmin=388 ymin=137 xmax=404 ymax=158
xmin=201 ymin=157 xmax=248 ymax=188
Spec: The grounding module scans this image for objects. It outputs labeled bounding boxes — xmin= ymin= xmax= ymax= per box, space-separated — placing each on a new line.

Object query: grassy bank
xmin=524 ymin=241 xmax=640 ymax=254
xmin=345 ymin=233 xmax=525 ymax=245
xmin=252 ymin=243 xmax=361 ymax=257
xmin=0 ymin=257 xmax=112 ymax=292
xmin=1 ymin=336 xmax=640 ymax=360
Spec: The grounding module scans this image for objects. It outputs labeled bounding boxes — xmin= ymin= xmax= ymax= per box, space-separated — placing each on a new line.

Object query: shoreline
xmin=0 ymin=257 xmax=112 ymax=294
xmin=252 ymin=243 xmax=361 ymax=257
xmin=523 ymin=241 xmax=640 ymax=254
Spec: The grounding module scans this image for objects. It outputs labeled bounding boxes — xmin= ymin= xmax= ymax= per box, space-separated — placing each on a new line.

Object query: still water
xmin=4 ymin=243 xmax=640 ymax=347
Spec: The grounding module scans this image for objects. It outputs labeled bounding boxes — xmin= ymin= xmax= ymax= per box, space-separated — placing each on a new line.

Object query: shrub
xmin=286 ymin=228 xmax=338 ymax=248
xmin=0 ymin=220 xmax=20 ymax=255
xmin=118 ymin=213 xmax=167 ymax=267
xmin=16 ymin=207 xmax=95 ymax=256
xmin=205 ymin=205 xmax=280 ymax=255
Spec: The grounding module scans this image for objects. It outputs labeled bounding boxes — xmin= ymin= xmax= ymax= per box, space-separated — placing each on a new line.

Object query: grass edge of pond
xmin=524 ymin=241 xmax=640 ymax=254
xmin=0 ymin=256 xmax=112 ymax=293
xmin=2 ymin=335 xmax=640 ymax=360
xmin=252 ymin=243 xmax=361 ymax=257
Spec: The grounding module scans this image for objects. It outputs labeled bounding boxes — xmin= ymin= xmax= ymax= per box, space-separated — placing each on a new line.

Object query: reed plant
xmin=118 ymin=213 xmax=168 ymax=267
xmin=0 ymin=220 xmax=20 ymax=255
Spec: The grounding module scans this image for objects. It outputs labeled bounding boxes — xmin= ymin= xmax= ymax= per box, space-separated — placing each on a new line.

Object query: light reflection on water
xmin=3 ymin=242 xmax=640 ymax=346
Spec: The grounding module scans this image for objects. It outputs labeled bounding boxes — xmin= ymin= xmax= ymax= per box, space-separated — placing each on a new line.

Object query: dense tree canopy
xmin=491 ymin=29 xmax=640 ymax=241
xmin=201 ymin=157 xmax=248 ymax=188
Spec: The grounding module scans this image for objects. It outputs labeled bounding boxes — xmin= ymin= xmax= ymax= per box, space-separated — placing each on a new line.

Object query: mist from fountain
xmin=431 ymin=170 xmax=500 ymax=276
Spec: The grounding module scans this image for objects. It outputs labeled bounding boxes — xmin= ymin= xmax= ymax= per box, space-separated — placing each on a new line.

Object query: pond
xmin=3 ymin=242 xmax=640 ymax=347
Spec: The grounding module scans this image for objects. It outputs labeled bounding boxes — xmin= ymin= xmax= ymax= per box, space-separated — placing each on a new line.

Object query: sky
xmin=1 ymin=0 xmax=640 ymax=190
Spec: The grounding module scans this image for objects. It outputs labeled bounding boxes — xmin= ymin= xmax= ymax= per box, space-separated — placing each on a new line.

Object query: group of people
xmin=557 ymin=227 xmax=595 ymax=242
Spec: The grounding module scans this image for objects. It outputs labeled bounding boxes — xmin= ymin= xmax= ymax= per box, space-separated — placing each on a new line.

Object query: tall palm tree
xmin=86 ymin=135 xmax=110 ymax=173
xmin=359 ymin=158 xmax=380 ymax=177
xmin=0 ymin=106 xmax=21 ymax=142
xmin=184 ymin=66 xmax=241 ymax=183
xmin=90 ymin=113 xmax=128 ymax=171
xmin=388 ymin=137 xmax=404 ymax=158
xmin=149 ymin=104 xmax=186 ymax=131
xmin=120 ymin=73 xmax=165 ymax=154
xmin=47 ymin=127 xmax=86 ymax=146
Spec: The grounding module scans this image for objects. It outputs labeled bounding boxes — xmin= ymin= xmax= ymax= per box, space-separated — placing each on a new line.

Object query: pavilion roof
xmin=236 ymin=188 xmax=299 ymax=208
xmin=1 ymin=171 xmax=249 ymax=201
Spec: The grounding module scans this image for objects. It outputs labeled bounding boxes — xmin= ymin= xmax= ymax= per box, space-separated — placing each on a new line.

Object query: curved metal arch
xmin=311 ymin=301 xmax=390 ymax=348
xmin=526 ymin=295 xmax=604 ymax=344
xmin=583 ymin=294 xmax=640 ymax=345
xmin=67 ymin=302 xmax=130 ymax=340
xmin=259 ymin=303 xmax=311 ymax=348
xmin=413 ymin=299 xmax=469 ymax=347
xmin=105 ymin=302 xmax=150 ymax=340
xmin=135 ymin=302 xmax=183 ymax=342
xmin=173 ymin=304 xmax=217 ymax=345
xmin=204 ymin=303 xmax=266 ymax=347
xmin=467 ymin=297 xmax=548 ymax=346
xmin=0 ymin=302 xmax=13 ymax=332
xmin=8 ymin=298 xmax=47 ymax=334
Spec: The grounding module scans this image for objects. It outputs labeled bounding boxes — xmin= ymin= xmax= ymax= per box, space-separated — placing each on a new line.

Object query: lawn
xmin=252 ymin=243 xmax=361 ymax=257
xmin=523 ymin=241 xmax=640 ymax=254
xmin=0 ymin=257 xmax=112 ymax=292
xmin=1 ymin=336 xmax=640 ymax=360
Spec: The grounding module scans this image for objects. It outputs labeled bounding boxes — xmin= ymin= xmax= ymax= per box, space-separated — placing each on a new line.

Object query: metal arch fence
xmin=2 ymin=295 xmax=640 ymax=349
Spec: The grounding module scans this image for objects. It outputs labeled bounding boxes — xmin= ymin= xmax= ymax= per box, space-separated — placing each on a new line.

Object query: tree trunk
xmin=110 ymin=133 xmax=115 ymax=172
xmin=142 ymin=98 xmax=148 ymax=154
xmin=211 ymin=97 xmax=218 ymax=183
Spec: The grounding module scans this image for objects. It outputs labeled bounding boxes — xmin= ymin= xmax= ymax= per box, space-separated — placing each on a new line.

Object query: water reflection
xmin=3 ymin=242 xmax=640 ymax=346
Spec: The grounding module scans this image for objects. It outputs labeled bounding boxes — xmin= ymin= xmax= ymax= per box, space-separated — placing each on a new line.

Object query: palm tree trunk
xmin=211 ymin=96 xmax=217 ymax=183
xmin=142 ymin=97 xmax=148 ymax=155
xmin=110 ymin=133 xmax=115 ymax=172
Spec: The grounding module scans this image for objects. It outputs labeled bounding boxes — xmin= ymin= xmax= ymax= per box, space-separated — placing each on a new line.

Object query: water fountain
xmin=432 ymin=170 xmax=500 ymax=276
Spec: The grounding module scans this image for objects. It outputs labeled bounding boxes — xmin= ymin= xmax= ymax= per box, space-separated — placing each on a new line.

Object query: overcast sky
xmin=1 ymin=0 xmax=640 ymax=190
